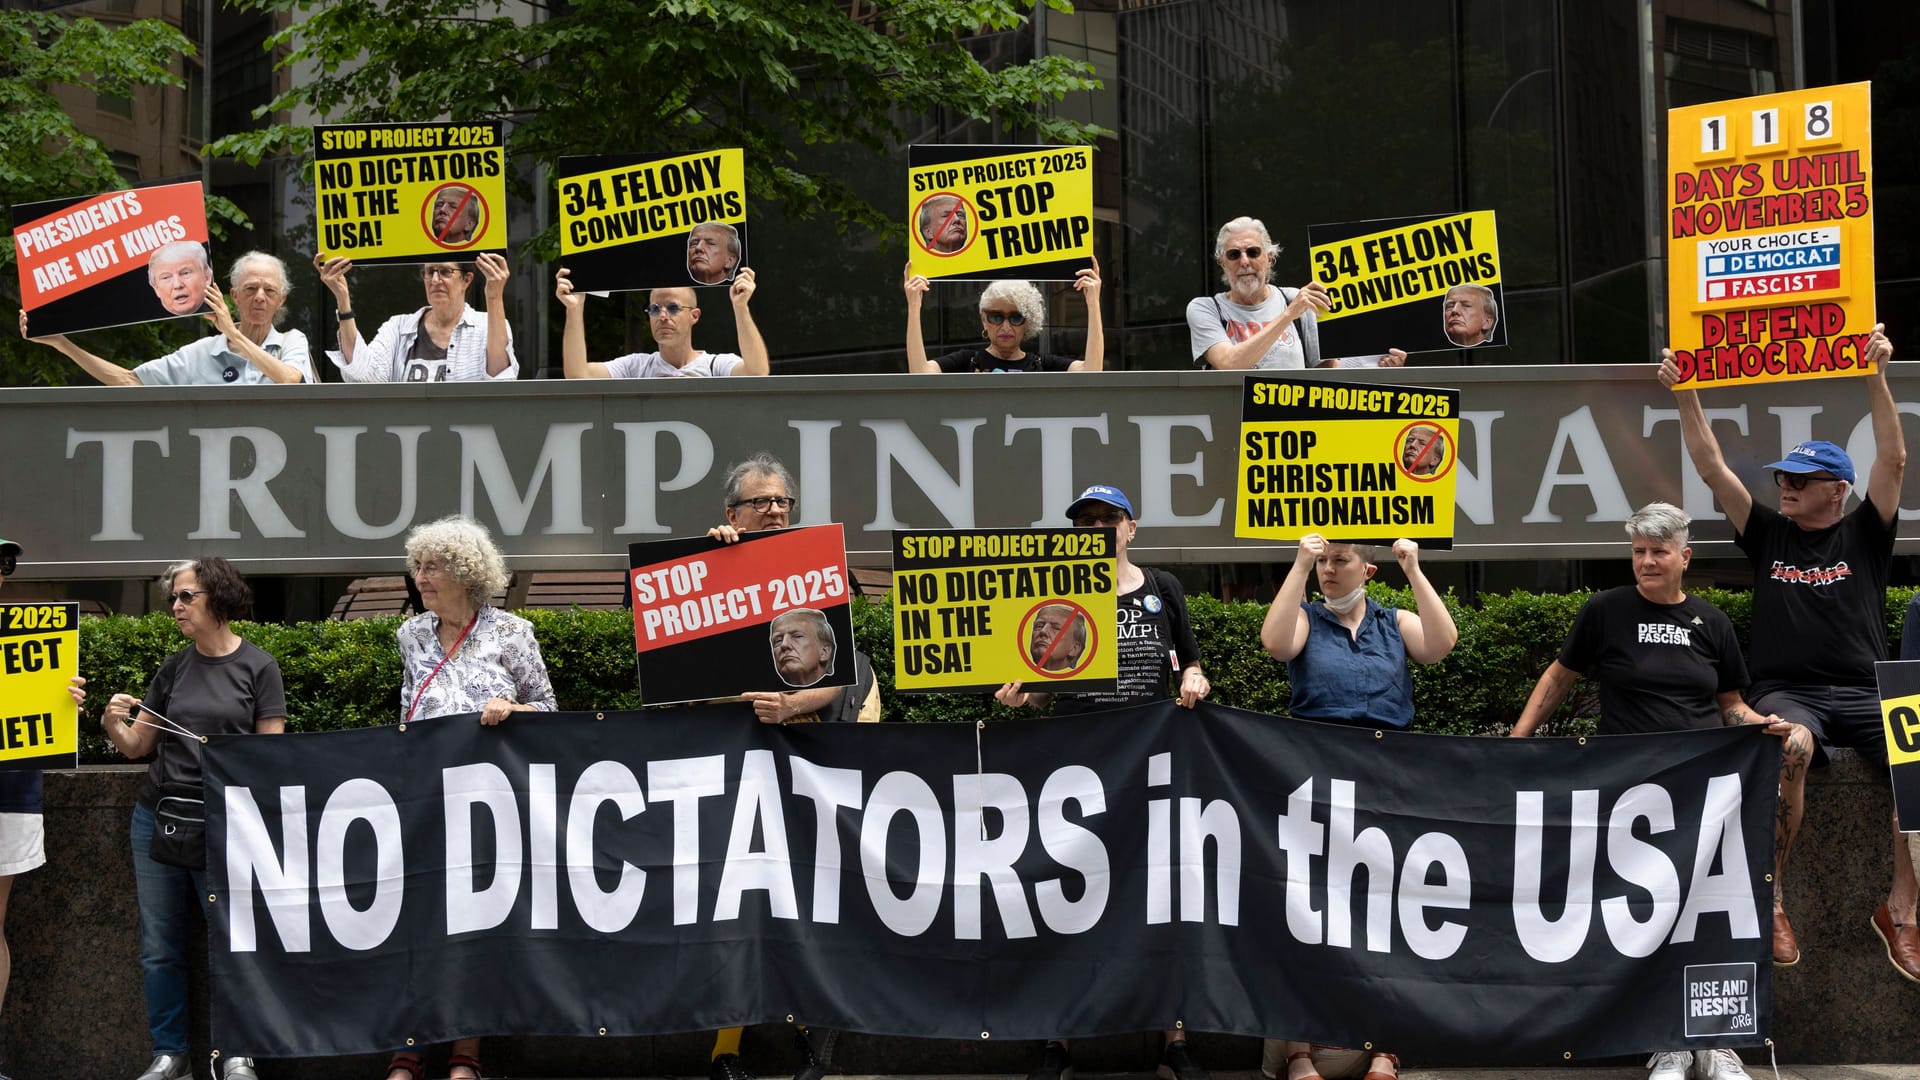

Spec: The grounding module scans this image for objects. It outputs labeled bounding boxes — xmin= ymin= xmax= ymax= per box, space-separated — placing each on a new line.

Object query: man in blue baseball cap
xmin=1659 ymin=326 xmax=1914 ymax=987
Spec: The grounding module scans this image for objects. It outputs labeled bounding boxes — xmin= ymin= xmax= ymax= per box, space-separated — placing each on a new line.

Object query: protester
xmin=995 ymin=484 xmax=1211 ymax=1080
xmin=316 ymin=253 xmax=517 ymax=382
xmin=1257 ymin=533 xmax=1454 ymax=1080
xmin=904 ymin=261 xmax=1103 ymax=373
xmin=384 ymin=515 xmax=555 ymax=1080
xmin=146 ymin=241 xmax=211 ymax=317
xmin=99 ymin=557 xmax=282 ymax=1080
xmin=704 ymin=452 xmax=876 ymax=1080
xmin=20 ymin=251 xmax=312 ymax=385
xmin=0 ymin=536 xmax=85 ymax=1080
xmin=687 ymin=223 xmax=742 ymax=285
xmin=1187 ymin=216 xmax=1406 ymax=370
xmin=1440 ymin=284 xmax=1498 ymax=347
xmin=1658 ymin=328 xmax=1908 ymax=976
xmin=555 ymin=267 xmax=768 ymax=378
xmin=1507 ymin=502 xmax=1800 ymax=1080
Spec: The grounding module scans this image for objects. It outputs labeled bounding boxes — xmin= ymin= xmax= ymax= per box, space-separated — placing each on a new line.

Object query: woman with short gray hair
xmin=902 ymin=257 xmax=1104 ymax=372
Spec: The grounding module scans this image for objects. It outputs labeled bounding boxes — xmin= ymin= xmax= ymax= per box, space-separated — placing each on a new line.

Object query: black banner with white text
xmin=204 ymin=704 xmax=1776 ymax=1061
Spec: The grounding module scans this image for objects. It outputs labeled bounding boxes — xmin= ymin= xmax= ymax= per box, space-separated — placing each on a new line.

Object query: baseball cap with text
xmin=1065 ymin=485 xmax=1135 ymax=520
xmin=1764 ymin=440 xmax=1855 ymax=484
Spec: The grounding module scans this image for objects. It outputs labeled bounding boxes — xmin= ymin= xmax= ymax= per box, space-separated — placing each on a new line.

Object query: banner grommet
xmin=980 ymin=1031 xmax=990 ymax=1039
xmin=1562 ymin=1052 xmax=1573 ymax=1061
xmin=405 ymin=1038 xmax=416 ymax=1047
xmin=1374 ymin=730 xmax=1384 ymax=740
xmin=786 ymin=1014 xmax=795 ymax=1023
xmin=207 ymin=894 xmax=217 ymax=904
xmin=599 ymin=1028 xmax=608 ymax=1036
xmin=596 ymin=712 xmax=606 ymax=721
xmin=1577 ymin=736 xmax=1588 ymax=746
xmin=398 ymin=723 xmax=407 ymax=733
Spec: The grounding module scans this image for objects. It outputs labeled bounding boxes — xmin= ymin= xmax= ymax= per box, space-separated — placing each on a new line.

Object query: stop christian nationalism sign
xmin=201 ymin=703 xmax=1776 ymax=1062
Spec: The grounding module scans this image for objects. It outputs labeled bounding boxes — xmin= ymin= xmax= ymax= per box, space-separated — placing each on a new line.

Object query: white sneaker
xmin=1646 ymin=1050 xmax=1692 ymax=1080
xmin=1693 ymin=1048 xmax=1752 ymax=1080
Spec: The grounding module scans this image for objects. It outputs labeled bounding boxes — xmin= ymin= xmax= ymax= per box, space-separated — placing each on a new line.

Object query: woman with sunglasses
xmin=100 ymin=557 xmax=283 ymax=1080
xmin=383 ymin=515 xmax=554 ymax=1080
xmin=314 ymin=252 xmax=518 ymax=382
xmin=903 ymin=259 xmax=1103 ymax=372
xmin=554 ymin=268 xmax=769 ymax=378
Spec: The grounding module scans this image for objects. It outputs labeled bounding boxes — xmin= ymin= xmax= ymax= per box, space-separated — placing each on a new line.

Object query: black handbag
xmin=150 ymin=783 xmax=206 ymax=870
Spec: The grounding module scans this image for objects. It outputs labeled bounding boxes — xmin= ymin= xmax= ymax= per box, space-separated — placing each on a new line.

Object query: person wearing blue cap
xmin=1659 ymin=326 xmax=1914 ymax=984
xmin=995 ymin=484 xmax=1212 ymax=1080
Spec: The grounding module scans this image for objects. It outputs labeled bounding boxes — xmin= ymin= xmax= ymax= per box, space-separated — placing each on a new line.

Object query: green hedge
xmin=70 ymin=586 xmax=1920 ymax=762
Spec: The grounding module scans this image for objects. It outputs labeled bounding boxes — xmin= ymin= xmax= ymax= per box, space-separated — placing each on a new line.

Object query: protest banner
xmin=629 ymin=525 xmax=852 ymax=704
xmin=1236 ymin=375 xmax=1459 ymax=545
xmin=1666 ymin=83 xmax=1875 ymax=390
xmin=1875 ymin=660 xmax=1920 ymax=831
xmin=204 ymin=705 xmax=1776 ymax=1061
xmin=313 ymin=121 xmax=507 ymax=265
xmin=0 ymin=602 xmax=79 ymax=770
xmin=557 ymin=150 xmax=747 ymax=292
xmin=1308 ymin=211 xmax=1505 ymax=356
xmin=891 ymin=528 xmax=1117 ymax=693
xmin=906 ymin=145 xmax=1093 ymax=282
xmin=12 ymin=181 xmax=210 ymax=336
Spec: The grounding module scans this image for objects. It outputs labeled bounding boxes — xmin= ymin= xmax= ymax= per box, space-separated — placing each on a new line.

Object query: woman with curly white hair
xmin=902 ymin=257 xmax=1103 ymax=372
xmin=385 ymin=515 xmax=554 ymax=1080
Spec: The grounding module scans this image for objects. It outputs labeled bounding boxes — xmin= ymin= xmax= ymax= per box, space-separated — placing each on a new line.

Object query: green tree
xmin=1 ymin=12 xmax=248 ymax=386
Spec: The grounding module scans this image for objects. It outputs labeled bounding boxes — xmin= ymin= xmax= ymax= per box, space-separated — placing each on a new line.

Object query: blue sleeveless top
xmin=1285 ymin=598 xmax=1415 ymax=728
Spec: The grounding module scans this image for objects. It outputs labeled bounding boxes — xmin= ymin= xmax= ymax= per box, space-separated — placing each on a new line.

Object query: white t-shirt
xmin=603 ymin=350 xmax=745 ymax=378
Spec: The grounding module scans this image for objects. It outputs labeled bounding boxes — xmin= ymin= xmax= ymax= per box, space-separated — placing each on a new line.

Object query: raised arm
xmin=729 ymin=268 xmax=769 ymax=376
xmin=1069 ymin=256 xmax=1104 ymax=372
xmin=202 ymin=283 xmax=303 ymax=383
xmin=476 ymin=252 xmax=512 ymax=377
xmin=1200 ymin=282 xmax=1330 ymax=370
xmin=1261 ymin=533 xmax=1322 ymax=662
xmin=904 ymin=263 xmax=938 ymax=373
xmin=20 ymin=309 xmax=139 ymax=386
xmin=1391 ymin=539 xmax=1458 ymax=663
xmin=554 ymin=267 xmax=610 ymax=379
xmin=1659 ymin=349 xmax=1753 ymax=533
xmin=1863 ymin=325 xmax=1904 ymax=528
xmin=1510 ymin=661 xmax=1578 ymax=737
xmin=314 ymin=253 xmax=360 ymax=366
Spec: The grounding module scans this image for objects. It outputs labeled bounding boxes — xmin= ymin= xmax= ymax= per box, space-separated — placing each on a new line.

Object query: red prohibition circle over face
xmin=1020 ymin=598 xmax=1098 ymax=680
xmin=1393 ymin=421 xmax=1454 ymax=483
xmin=913 ymin=191 xmax=978 ymax=258
xmin=423 ymin=183 xmax=487 ymax=251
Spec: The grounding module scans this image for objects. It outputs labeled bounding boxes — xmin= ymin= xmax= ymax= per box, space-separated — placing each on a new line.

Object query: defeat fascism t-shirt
xmin=1558 ymin=586 xmax=1748 ymax=735
xmin=1054 ymin=567 xmax=1201 ymax=716
xmin=1735 ymin=498 xmax=1894 ymax=688
xmin=135 ymin=641 xmax=287 ymax=808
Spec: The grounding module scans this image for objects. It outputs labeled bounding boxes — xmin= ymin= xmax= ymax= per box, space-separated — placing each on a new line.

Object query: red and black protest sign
xmin=13 ymin=181 xmax=212 ymax=336
xmin=629 ymin=525 xmax=853 ymax=704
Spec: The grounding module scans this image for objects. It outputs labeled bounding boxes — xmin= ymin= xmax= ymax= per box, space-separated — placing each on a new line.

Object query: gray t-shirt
xmin=1186 ymin=287 xmax=1314 ymax=369
xmin=136 ymin=640 xmax=287 ymax=807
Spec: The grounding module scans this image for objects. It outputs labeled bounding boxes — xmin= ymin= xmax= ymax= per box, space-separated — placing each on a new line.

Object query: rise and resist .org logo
xmin=1768 ymin=560 xmax=1852 ymax=587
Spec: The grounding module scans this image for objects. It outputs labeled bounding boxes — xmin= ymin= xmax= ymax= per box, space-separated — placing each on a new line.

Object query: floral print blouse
xmin=398 ymin=604 xmax=557 ymax=720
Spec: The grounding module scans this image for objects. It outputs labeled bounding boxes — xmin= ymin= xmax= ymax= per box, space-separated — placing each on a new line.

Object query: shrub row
xmin=70 ymin=585 xmax=1920 ymax=763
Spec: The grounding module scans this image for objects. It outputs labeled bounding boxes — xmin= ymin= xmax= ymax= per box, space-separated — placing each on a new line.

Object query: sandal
xmin=1285 ymin=1050 xmax=1325 ymax=1080
xmin=384 ymin=1053 xmax=424 ymax=1080
xmin=1362 ymin=1052 xmax=1400 ymax=1080
xmin=448 ymin=1053 xmax=485 ymax=1079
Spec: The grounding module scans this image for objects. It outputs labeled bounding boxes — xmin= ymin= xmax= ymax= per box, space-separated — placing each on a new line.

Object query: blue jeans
xmin=131 ymin=801 xmax=207 ymax=1056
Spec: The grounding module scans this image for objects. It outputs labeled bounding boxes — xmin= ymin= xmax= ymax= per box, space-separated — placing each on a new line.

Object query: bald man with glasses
xmin=555 ymin=266 xmax=768 ymax=378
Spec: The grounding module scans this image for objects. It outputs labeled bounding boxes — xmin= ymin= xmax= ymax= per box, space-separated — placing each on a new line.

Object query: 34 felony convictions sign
xmin=1666 ymin=83 xmax=1875 ymax=389
xmin=1236 ymin=376 xmax=1460 ymax=544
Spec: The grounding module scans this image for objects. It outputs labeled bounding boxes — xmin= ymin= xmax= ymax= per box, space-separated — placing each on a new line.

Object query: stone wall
xmin=11 ymin=759 xmax=1915 ymax=1079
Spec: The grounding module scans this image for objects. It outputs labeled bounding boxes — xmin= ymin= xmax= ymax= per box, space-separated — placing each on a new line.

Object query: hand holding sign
xmin=554 ymin=266 xmax=585 ymax=310
xmin=1074 ymin=256 xmax=1102 ymax=304
xmin=314 ymin=253 xmax=354 ymax=307
xmin=1392 ymin=537 xmax=1421 ymax=573
xmin=476 ymin=251 xmax=510 ymax=302
xmin=729 ymin=266 xmax=757 ymax=307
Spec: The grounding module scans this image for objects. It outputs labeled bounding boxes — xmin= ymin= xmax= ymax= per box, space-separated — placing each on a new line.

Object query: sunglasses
xmin=167 ymin=588 xmax=205 ymax=605
xmin=983 ymin=311 xmax=1027 ymax=326
xmin=647 ymin=302 xmax=689 ymax=318
xmin=1774 ymin=472 xmax=1840 ymax=490
xmin=730 ymin=495 xmax=796 ymax=513
xmin=0 ymin=554 xmax=15 ymax=577
xmin=1222 ymin=247 xmax=1266 ymax=262
xmin=1073 ymin=511 xmax=1127 ymax=527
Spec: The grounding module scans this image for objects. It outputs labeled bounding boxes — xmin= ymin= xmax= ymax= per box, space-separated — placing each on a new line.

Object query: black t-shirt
xmin=934 ymin=348 xmax=1075 ymax=374
xmin=1735 ymin=498 xmax=1894 ymax=687
xmin=1558 ymin=587 xmax=1748 ymax=735
xmin=0 ymin=770 xmax=41 ymax=814
xmin=1054 ymin=567 xmax=1201 ymax=716
xmin=135 ymin=641 xmax=288 ymax=807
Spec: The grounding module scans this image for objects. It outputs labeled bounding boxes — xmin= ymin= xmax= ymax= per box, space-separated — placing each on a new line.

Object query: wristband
xmin=336 ymin=310 xmax=355 ymax=322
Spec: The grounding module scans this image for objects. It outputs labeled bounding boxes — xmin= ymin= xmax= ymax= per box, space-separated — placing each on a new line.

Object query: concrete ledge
xmin=11 ymin=758 xmax=1918 ymax=1078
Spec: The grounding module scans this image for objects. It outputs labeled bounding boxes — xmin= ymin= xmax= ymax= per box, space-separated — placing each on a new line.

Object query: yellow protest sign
xmin=907 ymin=145 xmax=1093 ymax=281
xmin=558 ymin=150 xmax=747 ymax=291
xmin=314 ymin=122 xmax=508 ymax=265
xmin=1236 ymin=376 xmax=1459 ymax=545
xmin=892 ymin=529 xmax=1117 ymax=693
xmin=1666 ymin=83 xmax=1875 ymax=390
xmin=0 ymin=602 xmax=79 ymax=769
xmin=1308 ymin=211 xmax=1506 ymax=356
xmin=1875 ymin=661 xmax=1920 ymax=831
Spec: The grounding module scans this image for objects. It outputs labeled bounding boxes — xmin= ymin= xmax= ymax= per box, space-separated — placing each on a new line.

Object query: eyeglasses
xmin=983 ymin=311 xmax=1027 ymax=326
xmin=1073 ymin=511 xmax=1127 ymax=527
xmin=1774 ymin=472 xmax=1840 ymax=490
xmin=647 ymin=302 xmax=689 ymax=318
xmin=421 ymin=266 xmax=465 ymax=280
xmin=730 ymin=495 xmax=796 ymax=513
xmin=1222 ymin=247 xmax=1266 ymax=262
xmin=167 ymin=589 xmax=204 ymax=606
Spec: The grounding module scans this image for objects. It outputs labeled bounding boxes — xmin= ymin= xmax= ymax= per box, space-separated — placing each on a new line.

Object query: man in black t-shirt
xmin=1660 ymin=329 xmax=1915 ymax=979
